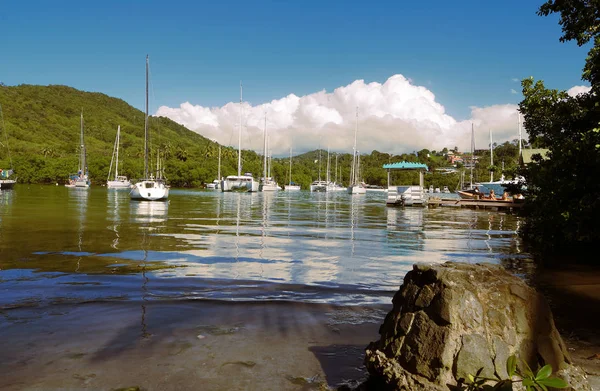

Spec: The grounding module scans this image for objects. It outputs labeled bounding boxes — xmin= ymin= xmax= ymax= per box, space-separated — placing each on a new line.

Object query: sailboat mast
xmin=326 ymin=147 xmax=330 ymax=183
xmin=289 ymin=146 xmax=292 ymax=186
xmin=470 ymin=123 xmax=474 ymax=189
xmin=489 ymin=128 xmax=493 ymax=182
xmin=144 ymin=55 xmax=149 ymax=179
xmin=115 ymin=125 xmax=120 ymax=179
xmin=217 ymin=144 xmax=221 ymax=180
xmin=350 ymin=107 xmax=358 ymax=186
xmin=318 ymin=144 xmax=321 ymax=182
xmin=335 ymin=153 xmax=338 ymax=184
xmin=263 ymin=113 xmax=267 ymax=181
xmin=238 ymin=82 xmax=242 ymax=178
xmin=80 ymin=110 xmax=86 ymax=175
xmin=268 ymin=136 xmax=271 ymax=178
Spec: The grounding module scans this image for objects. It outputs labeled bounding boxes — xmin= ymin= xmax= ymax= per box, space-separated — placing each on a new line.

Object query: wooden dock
xmin=426 ymin=197 xmax=523 ymax=211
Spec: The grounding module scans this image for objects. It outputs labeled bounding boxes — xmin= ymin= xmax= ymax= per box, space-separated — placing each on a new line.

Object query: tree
xmin=518 ymin=0 xmax=600 ymax=260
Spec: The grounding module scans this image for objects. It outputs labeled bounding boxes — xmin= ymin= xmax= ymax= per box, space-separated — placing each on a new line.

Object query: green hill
xmin=0 ymin=84 xmax=519 ymax=190
xmin=0 ymin=84 xmax=263 ymax=187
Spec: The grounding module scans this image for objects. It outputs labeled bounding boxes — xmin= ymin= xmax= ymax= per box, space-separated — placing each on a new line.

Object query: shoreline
xmin=0 ymin=300 xmax=388 ymax=391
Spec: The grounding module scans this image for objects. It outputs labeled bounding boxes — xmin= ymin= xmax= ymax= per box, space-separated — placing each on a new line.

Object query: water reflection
xmin=0 ymin=187 xmax=534 ymax=306
xmin=130 ymin=200 xmax=169 ymax=224
xmin=67 ymin=188 xmax=89 ymax=272
xmin=107 ymin=190 xmax=122 ymax=249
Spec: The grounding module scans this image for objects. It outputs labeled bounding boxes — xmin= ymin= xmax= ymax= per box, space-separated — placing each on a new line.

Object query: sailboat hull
xmin=130 ymin=180 xmax=169 ymax=201
xmin=107 ymin=180 xmax=132 ymax=189
xmin=221 ymin=176 xmax=259 ymax=192
xmin=348 ymin=185 xmax=367 ymax=194
xmin=284 ymin=185 xmax=301 ymax=191
xmin=0 ymin=179 xmax=16 ymax=190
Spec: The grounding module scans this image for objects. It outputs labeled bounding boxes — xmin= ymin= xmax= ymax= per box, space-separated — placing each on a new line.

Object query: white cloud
xmin=155 ymin=75 xmax=539 ymax=156
xmin=510 ymin=89 xmax=518 ymax=94
xmin=567 ymin=85 xmax=591 ymax=97
xmin=511 ymin=78 xmax=520 ymax=83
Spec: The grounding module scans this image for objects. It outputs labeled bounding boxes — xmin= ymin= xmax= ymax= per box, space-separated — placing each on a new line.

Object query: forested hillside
xmin=0 ymin=84 xmax=520 ymax=189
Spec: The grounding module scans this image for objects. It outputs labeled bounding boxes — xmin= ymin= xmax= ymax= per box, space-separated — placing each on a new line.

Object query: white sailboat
xmin=107 ymin=125 xmax=131 ymax=189
xmin=259 ymin=113 xmax=280 ymax=191
xmin=284 ymin=146 xmax=300 ymax=191
xmin=326 ymin=150 xmax=345 ymax=191
xmin=130 ymin=55 xmax=169 ymax=201
xmin=348 ymin=107 xmax=366 ymax=194
xmin=310 ymin=146 xmax=327 ymax=192
xmin=206 ymin=144 xmax=221 ymax=190
xmin=221 ymin=82 xmax=259 ymax=192
xmin=66 ymin=110 xmax=91 ymax=188
xmin=0 ymin=104 xmax=16 ymax=190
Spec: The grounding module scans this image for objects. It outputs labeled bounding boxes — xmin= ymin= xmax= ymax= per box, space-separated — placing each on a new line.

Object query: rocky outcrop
xmin=362 ymin=262 xmax=590 ymax=390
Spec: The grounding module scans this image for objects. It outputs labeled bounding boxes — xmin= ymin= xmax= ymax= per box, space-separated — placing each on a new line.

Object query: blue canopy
xmin=382 ymin=161 xmax=429 ymax=170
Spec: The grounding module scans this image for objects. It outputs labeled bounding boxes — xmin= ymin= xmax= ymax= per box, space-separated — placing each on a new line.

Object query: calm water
xmin=0 ymin=185 xmax=532 ymax=308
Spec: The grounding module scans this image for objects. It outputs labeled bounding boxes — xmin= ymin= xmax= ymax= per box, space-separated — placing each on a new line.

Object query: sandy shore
xmin=0 ymin=300 xmax=388 ymax=391
xmin=2 ymin=265 xmax=599 ymax=391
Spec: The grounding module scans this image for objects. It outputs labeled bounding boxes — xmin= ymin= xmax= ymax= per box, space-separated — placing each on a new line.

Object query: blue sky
xmin=1 ymin=0 xmax=588 ymax=119
xmin=0 ymin=1 xmax=591 ymax=154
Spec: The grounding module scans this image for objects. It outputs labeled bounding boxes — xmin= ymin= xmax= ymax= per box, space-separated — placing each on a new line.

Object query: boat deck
xmin=426 ymin=197 xmax=523 ymax=210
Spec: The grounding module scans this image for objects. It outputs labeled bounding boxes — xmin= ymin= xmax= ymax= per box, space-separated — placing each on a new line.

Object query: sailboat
xmin=310 ymin=146 xmax=327 ymax=192
xmin=457 ymin=123 xmax=484 ymax=199
xmin=348 ymin=107 xmax=366 ymax=194
xmin=327 ymin=151 xmax=345 ymax=191
xmin=107 ymin=125 xmax=131 ymax=189
xmin=259 ymin=113 xmax=280 ymax=191
xmin=130 ymin=55 xmax=169 ymax=201
xmin=479 ymin=120 xmax=525 ymax=196
xmin=221 ymin=82 xmax=259 ymax=192
xmin=206 ymin=144 xmax=221 ymax=190
xmin=66 ymin=110 xmax=91 ymax=188
xmin=284 ymin=146 xmax=300 ymax=191
xmin=0 ymin=104 xmax=16 ymax=190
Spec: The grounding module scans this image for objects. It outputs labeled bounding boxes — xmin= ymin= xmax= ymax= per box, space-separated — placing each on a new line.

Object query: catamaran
xmin=130 ymin=55 xmax=169 ymax=201
xmin=0 ymin=104 xmax=16 ymax=190
xmin=107 ymin=125 xmax=131 ymax=189
xmin=348 ymin=107 xmax=366 ymax=194
xmin=221 ymin=82 xmax=259 ymax=192
xmin=66 ymin=111 xmax=91 ymax=188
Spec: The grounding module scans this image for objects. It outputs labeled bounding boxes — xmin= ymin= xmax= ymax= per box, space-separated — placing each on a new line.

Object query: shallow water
xmin=0 ymin=185 xmax=532 ymax=308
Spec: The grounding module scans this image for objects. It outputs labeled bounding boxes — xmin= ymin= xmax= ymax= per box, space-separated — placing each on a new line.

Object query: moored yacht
xmin=130 ymin=55 xmax=169 ymax=201
xmin=310 ymin=180 xmax=327 ymax=192
xmin=222 ymin=82 xmax=258 ymax=193
xmin=222 ymin=173 xmax=259 ymax=192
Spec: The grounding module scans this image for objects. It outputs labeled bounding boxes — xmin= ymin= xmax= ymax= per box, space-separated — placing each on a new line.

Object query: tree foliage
xmin=518 ymin=0 xmax=600 ymax=259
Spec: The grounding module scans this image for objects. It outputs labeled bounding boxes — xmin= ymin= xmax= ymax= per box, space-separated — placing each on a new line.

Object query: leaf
xmin=522 ymin=378 xmax=534 ymax=387
xmin=535 ymin=364 xmax=552 ymax=380
xmin=506 ymin=355 xmax=517 ymax=378
xmin=538 ymin=377 xmax=569 ymax=388
xmin=492 ymin=379 xmax=513 ymax=391
xmin=520 ymin=359 xmax=534 ymax=378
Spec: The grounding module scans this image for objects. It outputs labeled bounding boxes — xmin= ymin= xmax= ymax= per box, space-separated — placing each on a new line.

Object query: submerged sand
xmin=0 ymin=300 xmax=388 ymax=391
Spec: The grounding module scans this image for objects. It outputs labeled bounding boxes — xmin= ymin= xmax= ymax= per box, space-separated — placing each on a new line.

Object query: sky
xmin=0 ymin=0 xmax=592 ymax=156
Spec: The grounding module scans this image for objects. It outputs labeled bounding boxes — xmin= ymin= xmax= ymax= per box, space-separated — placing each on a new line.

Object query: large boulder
xmin=363 ymin=262 xmax=590 ymax=390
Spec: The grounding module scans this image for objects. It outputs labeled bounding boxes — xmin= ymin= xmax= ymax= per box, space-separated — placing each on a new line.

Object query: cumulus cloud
xmin=567 ymin=85 xmax=591 ymax=97
xmin=156 ymin=75 xmax=530 ymax=156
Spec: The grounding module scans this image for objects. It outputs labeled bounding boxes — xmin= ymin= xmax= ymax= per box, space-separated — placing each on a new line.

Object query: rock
xmin=362 ymin=262 xmax=591 ymax=390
